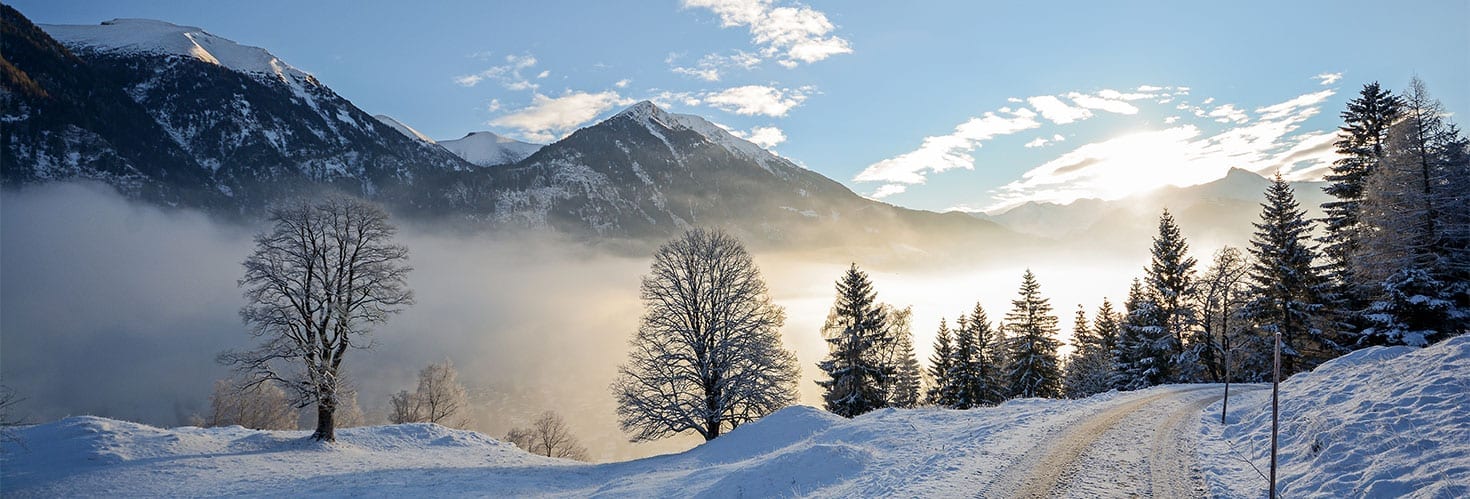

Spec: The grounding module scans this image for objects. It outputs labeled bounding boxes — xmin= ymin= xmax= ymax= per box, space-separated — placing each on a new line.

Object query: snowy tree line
xmin=206 ymin=76 xmax=1464 ymax=447
xmin=812 ymin=76 xmax=1468 ymax=413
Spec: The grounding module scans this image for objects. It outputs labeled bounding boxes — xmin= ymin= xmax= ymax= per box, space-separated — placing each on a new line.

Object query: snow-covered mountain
xmin=436 ymin=131 xmax=542 ymax=167
xmin=0 ymin=7 xmax=1015 ymax=249
xmin=2 ymin=8 xmax=473 ymax=210
xmin=977 ymin=167 xmax=1332 ymax=254
xmin=374 ymin=114 xmax=437 ymax=144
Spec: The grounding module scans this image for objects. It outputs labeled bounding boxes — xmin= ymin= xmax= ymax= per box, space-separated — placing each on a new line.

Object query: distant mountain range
xmin=975 ymin=167 xmax=1331 ymax=253
xmin=0 ymin=6 xmax=1017 ymax=252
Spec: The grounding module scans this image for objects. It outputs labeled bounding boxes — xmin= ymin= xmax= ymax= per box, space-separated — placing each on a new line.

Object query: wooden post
xmin=1221 ymin=333 xmax=1230 ymax=424
xmin=1269 ymin=329 xmax=1281 ymax=498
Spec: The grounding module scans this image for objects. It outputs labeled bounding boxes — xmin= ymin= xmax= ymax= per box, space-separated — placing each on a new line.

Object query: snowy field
xmin=4 ymin=336 xmax=1466 ymax=497
xmin=1198 ymin=334 xmax=1470 ymax=498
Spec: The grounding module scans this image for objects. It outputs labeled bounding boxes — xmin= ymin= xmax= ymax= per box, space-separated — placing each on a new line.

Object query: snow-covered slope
xmin=41 ymin=18 xmax=310 ymax=83
xmin=437 ymin=131 xmax=541 ymax=166
xmin=1199 ymin=335 xmax=1470 ymax=498
xmin=374 ymin=115 xmax=437 ymax=144
xmin=7 ymin=335 xmax=1465 ymax=498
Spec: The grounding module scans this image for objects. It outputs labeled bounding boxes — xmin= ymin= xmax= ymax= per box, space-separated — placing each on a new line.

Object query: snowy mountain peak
xmin=609 ymin=101 xmax=781 ymax=169
xmin=373 ymin=115 xmax=436 ymax=144
xmin=40 ymin=18 xmax=312 ymax=83
xmin=437 ymin=131 xmax=542 ymax=167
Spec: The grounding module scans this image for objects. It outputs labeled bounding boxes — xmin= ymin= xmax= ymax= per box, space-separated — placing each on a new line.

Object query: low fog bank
xmin=1 ymin=182 xmax=1162 ymax=461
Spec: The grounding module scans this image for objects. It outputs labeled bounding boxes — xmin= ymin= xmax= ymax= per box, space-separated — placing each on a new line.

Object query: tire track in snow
xmin=981 ymin=385 xmax=1229 ymax=498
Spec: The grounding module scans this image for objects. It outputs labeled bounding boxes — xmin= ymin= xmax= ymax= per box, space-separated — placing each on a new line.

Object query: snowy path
xmin=982 ymin=384 xmax=1256 ymax=498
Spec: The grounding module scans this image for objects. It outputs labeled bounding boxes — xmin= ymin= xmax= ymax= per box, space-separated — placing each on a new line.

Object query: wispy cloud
xmin=1023 ymin=134 xmax=1066 ymax=148
xmin=455 ymin=54 xmax=540 ymax=91
xmin=869 ymin=184 xmax=907 ymax=199
xmin=1314 ymin=72 xmax=1343 ymax=85
xmin=729 ymin=125 xmax=787 ymax=148
xmin=1028 ymin=96 xmax=1092 ymax=124
xmin=669 ymin=51 xmax=761 ymax=81
xmin=489 ymin=90 xmax=635 ymax=142
xmin=682 ymin=0 xmax=852 ymax=68
xmin=986 ymin=87 xmax=1339 ymax=211
xmin=699 ymin=85 xmax=813 ymax=116
xmin=854 ymin=107 xmax=1041 ymax=185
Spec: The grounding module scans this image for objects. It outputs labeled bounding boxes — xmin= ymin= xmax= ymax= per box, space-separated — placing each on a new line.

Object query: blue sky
xmin=15 ymin=0 xmax=1470 ymax=212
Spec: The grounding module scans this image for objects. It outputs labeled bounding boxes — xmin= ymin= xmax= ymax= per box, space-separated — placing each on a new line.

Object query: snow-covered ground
xmin=1198 ymin=334 xmax=1470 ymax=498
xmin=4 ymin=336 xmax=1464 ymax=497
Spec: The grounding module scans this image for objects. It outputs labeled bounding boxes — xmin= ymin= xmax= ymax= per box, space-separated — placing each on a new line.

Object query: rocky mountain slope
xmin=1 ymin=7 xmax=1015 ymax=250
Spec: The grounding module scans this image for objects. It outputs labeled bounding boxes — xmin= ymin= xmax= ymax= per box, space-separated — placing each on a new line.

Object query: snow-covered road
xmin=982 ymin=384 xmax=1258 ymax=498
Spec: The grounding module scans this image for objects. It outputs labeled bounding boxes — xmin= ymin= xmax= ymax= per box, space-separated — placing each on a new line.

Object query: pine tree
xmin=1145 ymin=209 xmax=1199 ymax=381
xmin=1244 ymin=174 xmax=1332 ymax=374
xmin=967 ymin=303 xmax=1008 ymax=405
xmin=881 ymin=306 xmax=923 ymax=408
xmin=1003 ymin=270 xmax=1063 ymax=399
xmin=1357 ymin=78 xmax=1470 ymax=345
xmin=816 ymin=263 xmax=892 ymax=417
xmin=944 ymin=315 xmax=977 ymax=408
xmin=1114 ymin=279 xmax=1169 ymax=389
xmin=926 ymin=319 xmax=954 ymax=406
xmin=1063 ymin=304 xmax=1113 ymax=398
xmin=1320 ymin=82 xmax=1402 ymax=337
xmin=1092 ymin=299 xmax=1122 ymax=363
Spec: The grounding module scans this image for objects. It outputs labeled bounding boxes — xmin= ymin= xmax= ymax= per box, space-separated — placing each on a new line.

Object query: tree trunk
xmin=313 ymin=402 xmax=336 ymax=442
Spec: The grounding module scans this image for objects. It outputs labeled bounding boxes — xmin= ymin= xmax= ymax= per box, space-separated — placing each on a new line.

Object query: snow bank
xmin=1199 ymin=335 xmax=1470 ymax=498
xmin=2 ymin=392 xmax=1133 ymax=497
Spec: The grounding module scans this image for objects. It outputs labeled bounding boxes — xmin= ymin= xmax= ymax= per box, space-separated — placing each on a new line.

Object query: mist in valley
xmin=1 ymin=182 xmax=1223 ymax=461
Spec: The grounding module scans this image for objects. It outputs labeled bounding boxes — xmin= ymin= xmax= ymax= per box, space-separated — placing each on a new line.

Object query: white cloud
xmin=536 ymin=70 xmax=550 ymax=79
xmin=854 ymin=108 xmax=1041 ymax=184
xmin=870 ymin=184 xmax=907 ymax=199
xmin=986 ymin=87 xmax=1339 ymax=210
xmin=1028 ymin=95 xmax=1093 ymax=124
xmin=489 ymin=91 xmax=635 ymax=142
xmin=486 ymin=98 xmax=502 ymax=112
xmin=1068 ymin=92 xmax=1140 ymax=115
xmin=730 ymin=125 xmax=787 ymax=148
xmin=614 ymin=79 xmax=631 ymax=88
xmin=455 ymin=54 xmax=541 ymax=91
xmin=1255 ymin=89 xmax=1333 ymax=121
xmin=1137 ymin=85 xmax=1165 ymax=92
xmin=671 ymin=51 xmax=762 ymax=80
xmin=701 ymin=85 xmax=810 ymax=116
xmin=673 ymin=66 xmax=722 ymax=81
xmin=1314 ymin=72 xmax=1343 ymax=85
xmin=1023 ymin=134 xmax=1066 ymax=148
xmin=1207 ymin=104 xmax=1249 ymax=123
xmin=683 ymin=0 xmax=852 ymax=67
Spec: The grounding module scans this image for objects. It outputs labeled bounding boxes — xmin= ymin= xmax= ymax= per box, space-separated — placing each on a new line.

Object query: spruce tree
xmin=816 ymin=264 xmax=892 ymax=418
xmin=1145 ymin=209 xmax=1199 ymax=381
xmin=968 ymin=303 xmax=1008 ymax=405
xmin=1357 ymin=78 xmax=1470 ymax=345
xmin=1244 ymin=174 xmax=1332 ymax=374
xmin=1320 ymin=82 xmax=1402 ymax=337
xmin=1063 ymin=304 xmax=1113 ymax=398
xmin=926 ymin=319 xmax=954 ymax=406
xmin=1003 ymin=270 xmax=1063 ymax=399
xmin=944 ymin=315 xmax=977 ymax=408
xmin=1114 ymin=279 xmax=1169 ymax=389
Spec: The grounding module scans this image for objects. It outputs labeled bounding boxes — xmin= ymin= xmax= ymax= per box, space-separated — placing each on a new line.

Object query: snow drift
xmin=1199 ymin=334 xmax=1470 ymax=498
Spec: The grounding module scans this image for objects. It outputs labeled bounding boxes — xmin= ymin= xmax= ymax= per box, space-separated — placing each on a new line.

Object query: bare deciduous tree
xmin=220 ymin=195 xmax=413 ymax=442
xmin=612 ymin=228 xmax=799 ymax=442
xmin=207 ymin=377 xmax=297 ymax=430
xmin=505 ymin=411 xmax=590 ymax=461
xmin=387 ymin=360 xmax=470 ymax=428
xmin=1 ymin=385 xmax=25 ymax=444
